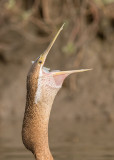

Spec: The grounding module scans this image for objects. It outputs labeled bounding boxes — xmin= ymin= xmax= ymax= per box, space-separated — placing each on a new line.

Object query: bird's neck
xmin=22 ymin=86 xmax=60 ymax=160
xmin=33 ymin=102 xmax=54 ymax=160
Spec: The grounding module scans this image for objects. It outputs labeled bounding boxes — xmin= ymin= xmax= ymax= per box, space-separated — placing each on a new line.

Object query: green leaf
xmin=62 ymin=42 xmax=76 ymax=55
xmin=6 ymin=0 xmax=16 ymax=9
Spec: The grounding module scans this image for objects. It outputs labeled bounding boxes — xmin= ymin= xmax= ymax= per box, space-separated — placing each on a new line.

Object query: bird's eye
xmin=39 ymin=60 xmax=42 ymax=64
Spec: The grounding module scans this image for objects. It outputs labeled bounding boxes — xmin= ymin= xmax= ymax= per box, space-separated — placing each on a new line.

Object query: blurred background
xmin=0 ymin=0 xmax=114 ymax=160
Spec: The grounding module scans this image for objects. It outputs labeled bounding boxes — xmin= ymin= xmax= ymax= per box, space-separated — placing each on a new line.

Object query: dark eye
xmin=39 ymin=60 xmax=42 ymax=64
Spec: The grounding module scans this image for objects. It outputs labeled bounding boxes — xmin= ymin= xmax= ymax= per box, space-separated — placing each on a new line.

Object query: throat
xmin=35 ymin=72 xmax=62 ymax=104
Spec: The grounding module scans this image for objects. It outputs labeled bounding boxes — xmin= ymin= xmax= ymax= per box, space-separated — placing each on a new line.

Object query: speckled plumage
xmin=22 ymin=61 xmax=60 ymax=160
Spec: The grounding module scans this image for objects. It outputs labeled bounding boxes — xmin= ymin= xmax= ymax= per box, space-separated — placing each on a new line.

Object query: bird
xmin=22 ymin=24 xmax=91 ymax=160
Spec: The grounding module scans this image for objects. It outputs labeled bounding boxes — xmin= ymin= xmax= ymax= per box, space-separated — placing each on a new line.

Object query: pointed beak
xmin=52 ymin=69 xmax=92 ymax=76
xmin=40 ymin=24 xmax=65 ymax=66
xmin=36 ymin=23 xmax=92 ymax=84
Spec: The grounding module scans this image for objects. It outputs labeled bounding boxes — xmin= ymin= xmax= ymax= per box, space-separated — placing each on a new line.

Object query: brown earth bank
xmin=0 ymin=29 xmax=114 ymax=125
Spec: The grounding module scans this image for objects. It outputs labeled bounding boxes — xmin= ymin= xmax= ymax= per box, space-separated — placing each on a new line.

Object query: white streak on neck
xmin=35 ymin=68 xmax=42 ymax=104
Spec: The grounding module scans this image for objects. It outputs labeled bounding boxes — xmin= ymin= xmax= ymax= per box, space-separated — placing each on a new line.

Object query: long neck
xmin=22 ymin=84 xmax=59 ymax=160
xmin=31 ymin=102 xmax=53 ymax=160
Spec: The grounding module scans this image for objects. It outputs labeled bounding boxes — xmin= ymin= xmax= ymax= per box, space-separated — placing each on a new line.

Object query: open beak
xmin=38 ymin=23 xmax=92 ymax=82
